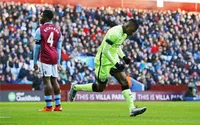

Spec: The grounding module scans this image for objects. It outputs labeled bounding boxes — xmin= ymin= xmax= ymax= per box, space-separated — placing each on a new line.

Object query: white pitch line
xmin=0 ymin=116 xmax=10 ymax=118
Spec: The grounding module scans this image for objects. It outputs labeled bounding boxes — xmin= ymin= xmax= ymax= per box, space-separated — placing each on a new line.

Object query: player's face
xmin=126 ymin=27 xmax=135 ymax=36
xmin=126 ymin=23 xmax=137 ymax=36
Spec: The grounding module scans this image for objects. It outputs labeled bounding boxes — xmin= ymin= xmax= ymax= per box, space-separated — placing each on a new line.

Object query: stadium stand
xmin=0 ymin=2 xmax=199 ymax=89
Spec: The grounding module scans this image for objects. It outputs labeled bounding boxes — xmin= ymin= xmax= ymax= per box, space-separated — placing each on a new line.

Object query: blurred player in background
xmin=33 ymin=10 xmax=62 ymax=112
xmin=69 ymin=19 xmax=146 ymax=117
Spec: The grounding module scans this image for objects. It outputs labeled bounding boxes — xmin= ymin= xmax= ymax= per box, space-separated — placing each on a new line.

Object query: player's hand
xmin=115 ymin=62 xmax=125 ymax=72
xmin=57 ymin=65 xmax=62 ymax=71
xmin=34 ymin=64 xmax=38 ymax=71
xmin=123 ymin=56 xmax=131 ymax=64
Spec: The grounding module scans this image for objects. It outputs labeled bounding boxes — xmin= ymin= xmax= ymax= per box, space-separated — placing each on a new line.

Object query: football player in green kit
xmin=69 ymin=19 xmax=146 ymax=117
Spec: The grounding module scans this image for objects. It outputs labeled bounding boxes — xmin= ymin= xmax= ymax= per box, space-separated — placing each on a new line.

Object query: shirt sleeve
xmin=34 ymin=28 xmax=41 ymax=41
xmin=33 ymin=44 xmax=40 ymax=64
xmin=117 ymin=47 xmax=125 ymax=58
xmin=57 ymin=34 xmax=62 ymax=65
xmin=33 ymin=28 xmax=41 ymax=64
xmin=102 ymin=42 xmax=118 ymax=65
xmin=106 ymin=31 xmax=118 ymax=45
xmin=106 ymin=26 xmax=127 ymax=45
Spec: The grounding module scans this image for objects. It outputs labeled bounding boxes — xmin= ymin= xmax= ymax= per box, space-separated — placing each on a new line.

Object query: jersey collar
xmin=44 ymin=22 xmax=52 ymax=24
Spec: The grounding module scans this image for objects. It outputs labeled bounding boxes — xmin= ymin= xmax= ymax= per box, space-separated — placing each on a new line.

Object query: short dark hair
xmin=42 ymin=10 xmax=54 ymax=20
xmin=128 ymin=19 xmax=139 ymax=31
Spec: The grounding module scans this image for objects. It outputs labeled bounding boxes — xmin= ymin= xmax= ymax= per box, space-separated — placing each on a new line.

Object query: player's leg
xmin=73 ymin=63 xmax=109 ymax=92
xmin=39 ymin=62 xmax=53 ymax=111
xmin=51 ymin=77 xmax=62 ymax=111
xmin=69 ymin=64 xmax=110 ymax=101
xmin=110 ymin=68 xmax=146 ymax=116
xmin=51 ymin=64 xmax=62 ymax=111
xmin=110 ymin=68 xmax=135 ymax=111
xmin=73 ymin=81 xmax=107 ymax=92
xmin=40 ymin=76 xmax=53 ymax=111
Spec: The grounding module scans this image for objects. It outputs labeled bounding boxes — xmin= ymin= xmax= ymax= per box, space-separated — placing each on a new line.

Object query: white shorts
xmin=39 ymin=62 xmax=58 ymax=77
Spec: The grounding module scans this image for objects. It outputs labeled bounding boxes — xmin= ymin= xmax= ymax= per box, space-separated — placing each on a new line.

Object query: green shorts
xmin=95 ymin=63 xmax=114 ymax=84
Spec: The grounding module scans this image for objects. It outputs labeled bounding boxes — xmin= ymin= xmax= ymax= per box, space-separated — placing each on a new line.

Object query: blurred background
xmin=0 ymin=0 xmax=200 ymax=102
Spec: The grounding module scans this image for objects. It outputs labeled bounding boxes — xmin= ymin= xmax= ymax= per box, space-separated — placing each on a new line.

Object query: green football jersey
xmin=95 ymin=25 xmax=127 ymax=66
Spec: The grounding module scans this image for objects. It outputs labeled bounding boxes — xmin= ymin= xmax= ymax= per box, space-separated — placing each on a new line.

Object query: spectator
xmin=175 ymin=54 xmax=185 ymax=68
xmin=151 ymin=42 xmax=159 ymax=53
xmin=0 ymin=52 xmax=8 ymax=65
xmin=16 ymin=63 xmax=28 ymax=83
xmin=20 ymin=76 xmax=32 ymax=84
xmin=32 ymin=72 xmax=42 ymax=90
xmin=59 ymin=70 xmax=68 ymax=84
xmin=66 ymin=76 xmax=74 ymax=84
xmin=0 ymin=2 xmax=199 ymax=87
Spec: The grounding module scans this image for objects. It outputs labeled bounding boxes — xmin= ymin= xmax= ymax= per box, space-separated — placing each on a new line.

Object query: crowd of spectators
xmin=0 ymin=2 xmax=200 ymax=89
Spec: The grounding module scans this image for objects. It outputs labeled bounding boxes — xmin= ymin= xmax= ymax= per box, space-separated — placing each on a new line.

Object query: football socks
xmin=44 ymin=95 xmax=52 ymax=108
xmin=74 ymin=83 xmax=93 ymax=92
xmin=54 ymin=94 xmax=61 ymax=107
xmin=122 ymin=89 xmax=135 ymax=112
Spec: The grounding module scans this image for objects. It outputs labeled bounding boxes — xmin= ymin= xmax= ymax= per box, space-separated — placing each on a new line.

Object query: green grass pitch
xmin=0 ymin=102 xmax=199 ymax=125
